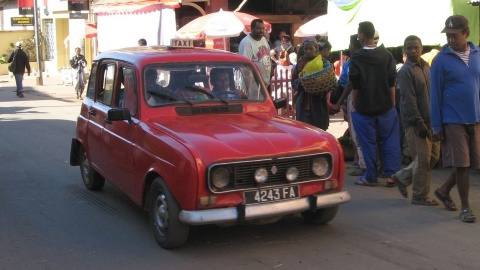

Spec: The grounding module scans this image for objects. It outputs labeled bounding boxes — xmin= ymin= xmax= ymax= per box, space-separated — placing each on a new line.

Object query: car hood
xmin=147 ymin=113 xmax=336 ymax=163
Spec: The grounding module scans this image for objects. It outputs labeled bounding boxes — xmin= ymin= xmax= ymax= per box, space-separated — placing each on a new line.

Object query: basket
xmin=300 ymin=63 xmax=338 ymax=95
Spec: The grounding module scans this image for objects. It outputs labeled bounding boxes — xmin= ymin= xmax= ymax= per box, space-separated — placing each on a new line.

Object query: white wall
xmin=97 ymin=7 xmax=176 ymax=52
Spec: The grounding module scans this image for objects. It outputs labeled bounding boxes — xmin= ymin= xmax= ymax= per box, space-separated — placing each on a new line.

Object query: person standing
xmin=239 ymin=19 xmax=272 ymax=89
xmin=7 ymin=41 xmax=31 ymax=98
xmin=317 ymin=39 xmax=332 ymax=61
xmin=332 ymin=34 xmax=367 ymax=177
xmin=270 ymin=34 xmax=295 ymax=81
xmin=273 ymin=30 xmax=288 ymax=48
xmin=270 ymin=35 xmax=295 ymax=68
xmin=292 ymin=38 xmax=329 ymax=131
xmin=391 ymin=35 xmax=440 ymax=206
xmin=350 ymin=21 xmax=400 ymax=187
xmin=70 ymin=47 xmax=88 ymax=99
xmin=430 ymin=15 xmax=480 ymax=223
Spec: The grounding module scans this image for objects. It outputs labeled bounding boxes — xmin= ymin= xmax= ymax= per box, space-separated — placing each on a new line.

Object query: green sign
xmin=11 ymin=17 xmax=34 ymax=26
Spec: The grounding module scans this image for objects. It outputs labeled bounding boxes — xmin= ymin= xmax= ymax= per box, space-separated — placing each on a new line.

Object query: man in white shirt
xmin=239 ymin=19 xmax=272 ymax=89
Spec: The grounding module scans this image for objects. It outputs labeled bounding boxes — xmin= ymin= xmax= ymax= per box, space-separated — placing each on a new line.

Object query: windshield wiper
xmin=147 ymin=90 xmax=193 ymax=105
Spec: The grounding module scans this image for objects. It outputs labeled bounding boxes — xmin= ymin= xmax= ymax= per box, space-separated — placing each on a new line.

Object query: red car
xmin=70 ymin=44 xmax=350 ymax=249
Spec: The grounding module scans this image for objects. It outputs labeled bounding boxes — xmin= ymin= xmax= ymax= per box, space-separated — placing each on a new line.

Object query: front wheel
xmin=147 ymin=178 xmax=189 ymax=249
xmin=79 ymin=146 xmax=105 ymax=190
xmin=301 ymin=206 xmax=339 ymax=225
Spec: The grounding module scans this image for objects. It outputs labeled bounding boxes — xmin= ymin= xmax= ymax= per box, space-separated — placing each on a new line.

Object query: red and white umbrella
xmin=176 ymin=9 xmax=272 ymax=39
xmin=294 ymin=15 xmax=330 ymax=37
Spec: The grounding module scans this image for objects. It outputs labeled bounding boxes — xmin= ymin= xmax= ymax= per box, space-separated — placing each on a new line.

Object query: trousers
xmin=352 ymin=107 xmax=401 ymax=182
xmin=14 ymin=73 xmax=24 ymax=95
xmin=393 ymin=127 xmax=441 ymax=199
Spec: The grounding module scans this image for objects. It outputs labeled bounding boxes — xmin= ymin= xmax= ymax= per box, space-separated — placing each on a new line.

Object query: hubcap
xmin=154 ymin=194 xmax=169 ymax=237
xmin=81 ymin=152 xmax=91 ymax=184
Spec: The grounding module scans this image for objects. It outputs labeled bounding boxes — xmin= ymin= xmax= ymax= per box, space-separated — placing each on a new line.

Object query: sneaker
xmin=411 ymin=198 xmax=439 ymax=206
xmin=17 ymin=93 xmax=24 ymax=98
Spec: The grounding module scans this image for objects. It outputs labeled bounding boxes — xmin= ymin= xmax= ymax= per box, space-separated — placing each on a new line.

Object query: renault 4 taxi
xmin=70 ymin=41 xmax=350 ymax=249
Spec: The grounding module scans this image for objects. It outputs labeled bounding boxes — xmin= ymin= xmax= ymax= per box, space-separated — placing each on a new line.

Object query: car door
xmin=101 ymin=65 xmax=138 ymax=194
xmin=86 ymin=62 xmax=116 ymax=175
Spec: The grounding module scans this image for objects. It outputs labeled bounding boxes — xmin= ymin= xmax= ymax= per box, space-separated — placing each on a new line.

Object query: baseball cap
xmin=441 ymin=15 xmax=469 ymax=33
xmin=15 ymin=41 xmax=22 ymax=47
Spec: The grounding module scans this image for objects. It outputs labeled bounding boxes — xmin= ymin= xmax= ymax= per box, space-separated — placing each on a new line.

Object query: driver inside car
xmin=209 ymin=68 xmax=247 ymax=100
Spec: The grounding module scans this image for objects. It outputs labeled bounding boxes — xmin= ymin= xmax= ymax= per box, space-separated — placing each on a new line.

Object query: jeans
xmin=74 ymin=68 xmax=86 ymax=97
xmin=14 ymin=73 xmax=23 ymax=95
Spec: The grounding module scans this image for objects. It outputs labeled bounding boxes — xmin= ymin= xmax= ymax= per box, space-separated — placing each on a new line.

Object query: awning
xmin=85 ymin=23 xmax=97 ymax=38
xmin=93 ymin=0 xmax=180 ymax=15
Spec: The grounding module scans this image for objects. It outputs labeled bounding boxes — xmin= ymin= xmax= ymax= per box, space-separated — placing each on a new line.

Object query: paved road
xmin=1 ymin=75 xmax=479 ymax=269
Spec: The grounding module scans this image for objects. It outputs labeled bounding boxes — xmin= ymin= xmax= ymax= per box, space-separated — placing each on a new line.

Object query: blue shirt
xmin=430 ymin=42 xmax=480 ymax=131
xmin=338 ymin=60 xmax=350 ymax=88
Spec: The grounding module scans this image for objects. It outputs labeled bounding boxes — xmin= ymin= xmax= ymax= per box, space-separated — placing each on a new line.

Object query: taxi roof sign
xmin=170 ymin=39 xmax=194 ymax=48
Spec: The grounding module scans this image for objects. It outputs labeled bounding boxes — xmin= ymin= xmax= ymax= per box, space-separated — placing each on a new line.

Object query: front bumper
xmin=179 ymin=191 xmax=351 ymax=225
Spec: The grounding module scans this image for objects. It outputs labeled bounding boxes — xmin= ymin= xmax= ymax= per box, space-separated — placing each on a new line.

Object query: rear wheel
xmin=301 ymin=206 xmax=339 ymax=225
xmin=147 ymin=178 xmax=189 ymax=249
xmin=79 ymin=147 xmax=105 ymax=190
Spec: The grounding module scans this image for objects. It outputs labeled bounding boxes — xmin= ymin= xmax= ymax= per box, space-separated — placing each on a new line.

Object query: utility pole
xmin=33 ymin=0 xmax=43 ymax=85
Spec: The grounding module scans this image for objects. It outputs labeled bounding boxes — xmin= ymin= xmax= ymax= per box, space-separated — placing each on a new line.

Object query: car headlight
xmin=212 ymin=167 xmax=230 ymax=189
xmin=312 ymin=156 xmax=329 ymax=177
xmin=254 ymin=168 xmax=268 ymax=183
xmin=286 ymin=166 xmax=299 ymax=181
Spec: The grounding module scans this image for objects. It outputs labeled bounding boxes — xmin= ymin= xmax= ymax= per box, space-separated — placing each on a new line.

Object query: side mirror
xmin=274 ymin=97 xmax=287 ymax=110
xmin=107 ymin=108 xmax=132 ymax=124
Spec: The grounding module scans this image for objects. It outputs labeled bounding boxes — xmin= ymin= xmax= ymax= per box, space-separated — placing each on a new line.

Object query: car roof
xmin=95 ymin=46 xmax=251 ymax=67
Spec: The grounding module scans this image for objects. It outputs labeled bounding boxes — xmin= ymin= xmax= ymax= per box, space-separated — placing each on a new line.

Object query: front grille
xmin=208 ymin=153 xmax=332 ymax=193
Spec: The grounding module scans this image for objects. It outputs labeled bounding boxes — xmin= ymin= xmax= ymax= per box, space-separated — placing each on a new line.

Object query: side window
xmin=98 ymin=64 xmax=115 ymax=106
xmin=86 ymin=63 xmax=97 ymax=99
xmin=117 ymin=67 xmax=138 ymax=115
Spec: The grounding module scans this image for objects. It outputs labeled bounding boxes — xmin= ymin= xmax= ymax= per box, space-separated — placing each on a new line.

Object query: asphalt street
xmin=1 ymin=74 xmax=480 ymax=269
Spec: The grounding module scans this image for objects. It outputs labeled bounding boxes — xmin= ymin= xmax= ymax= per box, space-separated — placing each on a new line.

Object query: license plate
xmin=244 ymin=186 xmax=300 ymax=204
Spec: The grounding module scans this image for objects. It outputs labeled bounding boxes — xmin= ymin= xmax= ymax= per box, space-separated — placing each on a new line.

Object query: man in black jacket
xmin=8 ymin=41 xmax=31 ymax=98
xmin=350 ymin=21 xmax=401 ymax=187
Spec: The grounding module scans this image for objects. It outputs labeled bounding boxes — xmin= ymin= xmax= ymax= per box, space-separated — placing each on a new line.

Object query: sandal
xmin=354 ymin=177 xmax=377 ymax=187
xmin=459 ymin=208 xmax=476 ymax=223
xmin=434 ymin=189 xmax=457 ymax=211
xmin=385 ymin=177 xmax=396 ymax=187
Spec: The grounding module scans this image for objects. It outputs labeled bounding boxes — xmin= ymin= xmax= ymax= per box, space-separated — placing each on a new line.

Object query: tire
xmin=79 ymin=146 xmax=105 ymax=190
xmin=301 ymin=206 xmax=339 ymax=225
xmin=147 ymin=178 xmax=189 ymax=249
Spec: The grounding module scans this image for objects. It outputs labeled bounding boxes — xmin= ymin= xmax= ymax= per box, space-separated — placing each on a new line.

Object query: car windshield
xmin=144 ymin=63 xmax=266 ymax=106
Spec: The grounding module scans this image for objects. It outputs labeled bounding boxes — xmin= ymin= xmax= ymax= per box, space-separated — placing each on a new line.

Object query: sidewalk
xmin=0 ymin=73 xmax=77 ymax=100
